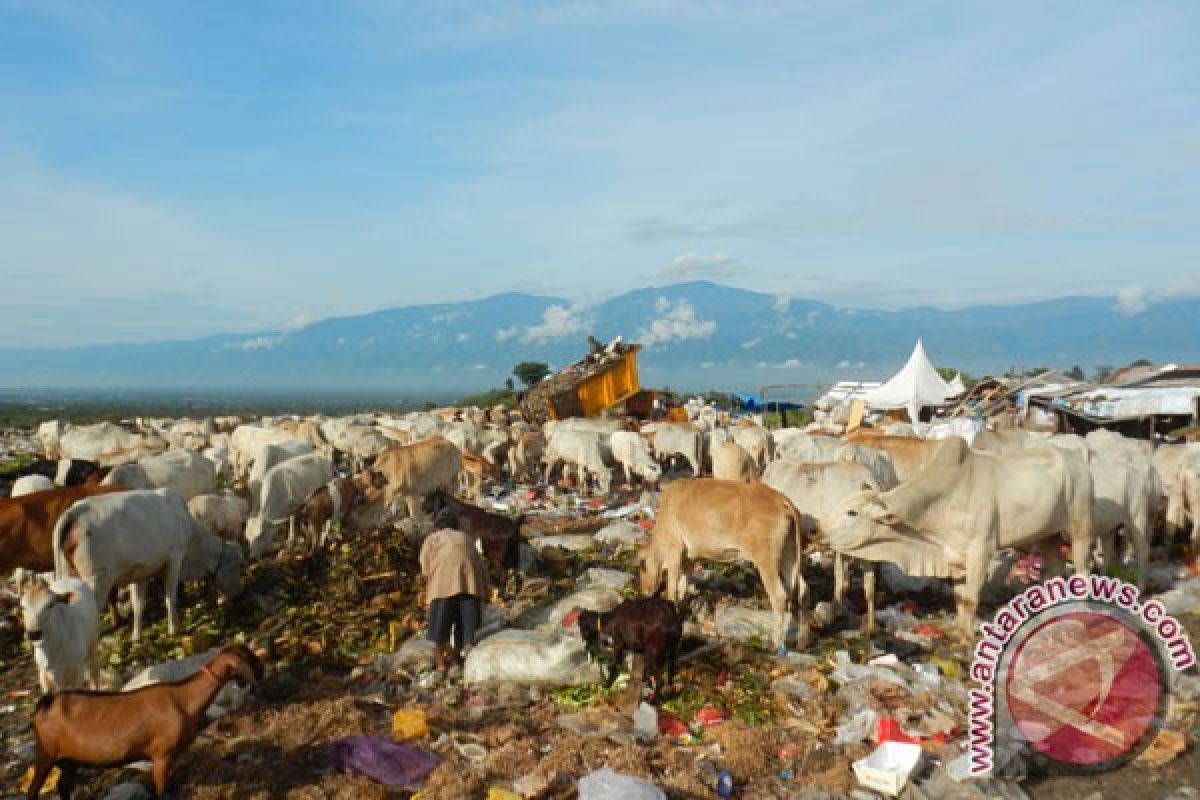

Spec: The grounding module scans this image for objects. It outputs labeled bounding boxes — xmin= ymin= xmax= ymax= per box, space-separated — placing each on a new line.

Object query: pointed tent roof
xmin=948 ymin=371 xmax=966 ymax=396
xmin=863 ymin=338 xmax=955 ymax=423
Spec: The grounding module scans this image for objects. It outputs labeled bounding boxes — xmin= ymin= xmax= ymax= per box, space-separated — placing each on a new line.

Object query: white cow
xmin=544 ymin=429 xmax=612 ymax=495
xmin=609 ymin=431 xmax=662 ymax=487
xmin=730 ymin=425 xmax=772 ymax=470
xmin=229 ymin=425 xmax=307 ymax=478
xmin=102 ymin=450 xmax=216 ymax=501
xmin=645 ymin=422 xmax=703 ymax=477
xmin=19 ymin=575 xmax=100 ymax=692
xmin=52 ymin=488 xmax=244 ymax=640
xmin=1086 ymin=429 xmax=1153 ymax=468
xmin=711 ymin=440 xmax=757 ymax=483
xmin=1090 ymin=457 xmax=1159 ymax=587
xmin=244 ymin=454 xmax=335 ymax=558
xmin=824 ymin=439 xmax=1095 ymax=635
xmin=58 ymin=422 xmax=167 ymax=467
xmin=1166 ymin=450 xmax=1200 ymax=549
xmin=763 ymin=459 xmax=885 ymax=627
xmin=774 ymin=432 xmax=845 ymax=463
xmin=12 ymin=475 xmax=54 ymax=497
xmin=37 ymin=420 xmax=66 ymax=460
xmin=246 ymin=440 xmax=314 ymax=507
xmin=188 ymin=490 xmax=252 ymax=541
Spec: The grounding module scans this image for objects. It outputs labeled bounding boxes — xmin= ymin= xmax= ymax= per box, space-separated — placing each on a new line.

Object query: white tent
xmin=948 ymin=372 xmax=966 ymax=397
xmin=863 ymin=339 xmax=955 ymax=424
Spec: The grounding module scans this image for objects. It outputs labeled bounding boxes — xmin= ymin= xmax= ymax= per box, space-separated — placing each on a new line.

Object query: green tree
xmin=1066 ymin=365 xmax=1086 ymax=381
xmin=1093 ymin=365 xmax=1114 ymax=382
xmin=512 ymin=361 xmax=551 ymax=388
xmin=1129 ymin=358 xmax=1154 ymax=368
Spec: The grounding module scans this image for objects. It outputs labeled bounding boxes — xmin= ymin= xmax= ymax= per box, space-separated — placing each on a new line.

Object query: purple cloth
xmin=327 ymin=735 xmax=440 ymax=788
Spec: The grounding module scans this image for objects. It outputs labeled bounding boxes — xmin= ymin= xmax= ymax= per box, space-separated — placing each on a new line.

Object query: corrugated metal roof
xmin=1052 ymin=386 xmax=1200 ymax=420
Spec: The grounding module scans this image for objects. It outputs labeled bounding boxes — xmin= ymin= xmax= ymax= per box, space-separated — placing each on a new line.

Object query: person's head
xmin=433 ymin=508 xmax=458 ymax=530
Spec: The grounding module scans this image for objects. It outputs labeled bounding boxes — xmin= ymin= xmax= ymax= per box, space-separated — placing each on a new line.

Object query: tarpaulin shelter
xmin=863 ymin=339 xmax=955 ymax=424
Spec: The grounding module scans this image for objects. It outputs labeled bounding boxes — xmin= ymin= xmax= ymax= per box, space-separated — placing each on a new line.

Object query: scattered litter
xmin=594 ymin=520 xmax=649 ymax=547
xmin=326 ymin=736 xmax=440 ymax=789
xmin=1137 ymin=728 xmax=1189 ymax=767
xmin=464 ymin=629 xmax=603 ymax=686
xmin=852 ymin=741 xmax=922 ymax=796
xmin=694 ymin=705 xmax=728 ymax=727
xmin=578 ymin=768 xmax=667 ymax=800
xmin=633 ymin=702 xmax=659 ymax=743
xmin=391 ymin=708 xmax=430 ymax=741
xmin=835 ymin=708 xmax=879 ymax=746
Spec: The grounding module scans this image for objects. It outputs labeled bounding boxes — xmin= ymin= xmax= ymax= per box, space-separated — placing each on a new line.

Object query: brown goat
xmin=26 ymin=644 xmax=263 ymax=799
xmin=292 ymin=472 xmax=383 ymax=555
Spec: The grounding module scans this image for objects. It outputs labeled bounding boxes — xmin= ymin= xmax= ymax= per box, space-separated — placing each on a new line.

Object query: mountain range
xmin=1 ymin=282 xmax=1196 ymax=395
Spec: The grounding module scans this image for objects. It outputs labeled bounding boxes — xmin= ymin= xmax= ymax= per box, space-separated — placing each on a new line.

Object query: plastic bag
xmin=327 ymin=736 xmax=439 ymax=789
xmin=577 ymin=768 xmax=666 ymax=800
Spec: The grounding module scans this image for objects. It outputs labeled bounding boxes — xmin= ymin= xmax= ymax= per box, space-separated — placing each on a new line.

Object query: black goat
xmin=577 ymin=594 xmax=683 ymax=693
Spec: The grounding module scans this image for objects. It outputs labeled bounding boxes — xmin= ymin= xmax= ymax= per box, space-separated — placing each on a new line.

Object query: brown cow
xmin=1 ymin=485 xmax=128 ymax=575
xmin=373 ymin=436 xmax=462 ymax=521
xmin=460 ymin=451 xmax=501 ymax=501
xmin=638 ymin=478 xmax=809 ymax=649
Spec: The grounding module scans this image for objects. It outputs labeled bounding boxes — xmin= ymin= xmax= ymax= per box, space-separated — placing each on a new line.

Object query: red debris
xmin=694 ymin=706 xmax=728 ymax=727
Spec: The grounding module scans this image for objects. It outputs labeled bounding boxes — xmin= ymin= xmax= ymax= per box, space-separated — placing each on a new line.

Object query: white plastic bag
xmin=463 ymin=630 xmax=603 ymax=686
xmin=578 ymin=768 xmax=666 ymax=800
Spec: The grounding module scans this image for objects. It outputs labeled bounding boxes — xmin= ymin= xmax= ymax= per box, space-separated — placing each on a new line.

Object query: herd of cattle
xmin=3 ymin=408 xmax=1200 ymax=699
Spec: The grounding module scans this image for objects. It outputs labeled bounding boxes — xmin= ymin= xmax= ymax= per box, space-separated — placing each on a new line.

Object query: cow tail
xmin=51 ymin=505 xmax=82 ymax=580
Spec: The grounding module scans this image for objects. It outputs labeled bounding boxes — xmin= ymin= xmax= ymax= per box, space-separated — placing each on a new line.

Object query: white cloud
xmin=494 ymin=325 xmax=520 ymax=342
xmin=658 ymin=251 xmax=738 ymax=279
xmin=1115 ymin=287 xmax=1147 ymax=315
xmin=755 ymin=359 xmax=803 ymax=368
xmin=469 ymin=363 xmax=488 ymax=370
xmin=701 ymin=361 xmax=715 ymax=369
xmin=836 ymin=359 xmax=851 ymax=368
xmin=432 ymin=310 xmax=465 ymax=324
xmin=227 ymin=335 xmax=284 ymax=351
xmin=654 ymin=296 xmax=671 ymax=313
xmin=521 ymin=303 xmax=593 ymax=344
xmin=638 ymin=299 xmax=717 ymax=347
xmin=456 ymin=332 xmax=471 ymax=342
xmin=1114 ymin=283 xmax=1200 ymax=316
xmin=785 ymin=331 xmax=798 ymax=339
xmin=283 ymin=313 xmax=319 ymax=333
xmin=741 ymin=337 xmax=762 ymax=349
xmin=773 ymin=294 xmax=791 ymax=313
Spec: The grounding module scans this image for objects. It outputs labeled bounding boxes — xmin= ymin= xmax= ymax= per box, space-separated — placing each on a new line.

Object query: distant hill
xmin=1 ymin=281 xmax=1196 ymax=392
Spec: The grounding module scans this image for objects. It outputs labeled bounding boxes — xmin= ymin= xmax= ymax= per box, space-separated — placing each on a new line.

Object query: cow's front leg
xmin=862 ymin=562 xmax=877 ymax=637
xmin=955 ymin=546 xmax=990 ymax=638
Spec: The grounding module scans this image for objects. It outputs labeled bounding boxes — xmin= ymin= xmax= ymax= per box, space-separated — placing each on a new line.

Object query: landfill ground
xmin=1 ymin=451 xmax=1198 ymax=799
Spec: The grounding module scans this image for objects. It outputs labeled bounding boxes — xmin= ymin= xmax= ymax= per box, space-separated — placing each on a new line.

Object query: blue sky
xmin=2 ymin=1 xmax=1198 ymax=346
